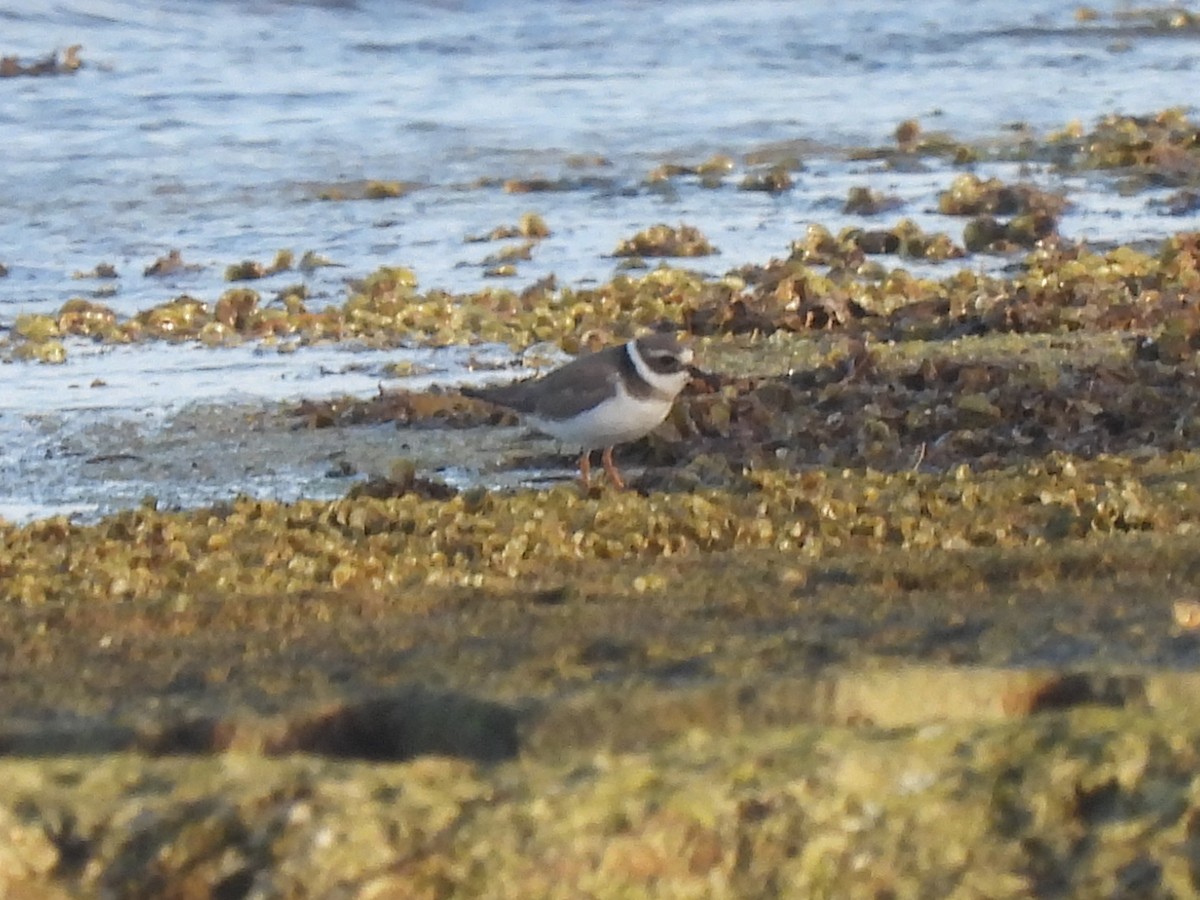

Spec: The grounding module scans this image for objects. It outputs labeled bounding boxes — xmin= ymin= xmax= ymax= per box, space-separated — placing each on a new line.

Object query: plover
xmin=463 ymin=333 xmax=694 ymax=488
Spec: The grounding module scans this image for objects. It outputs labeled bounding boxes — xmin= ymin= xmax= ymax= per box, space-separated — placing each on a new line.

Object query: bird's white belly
xmin=528 ymin=391 xmax=673 ymax=450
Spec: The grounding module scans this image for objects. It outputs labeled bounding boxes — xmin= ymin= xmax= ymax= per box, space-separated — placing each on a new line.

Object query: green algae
xmin=6 ymin=225 xmax=1192 ymax=363
xmin=5 ymin=453 xmax=1200 ymax=608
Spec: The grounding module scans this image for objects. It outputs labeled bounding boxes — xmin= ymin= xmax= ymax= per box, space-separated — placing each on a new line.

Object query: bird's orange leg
xmin=600 ymin=446 xmax=625 ymax=490
xmin=578 ymin=450 xmax=592 ymax=489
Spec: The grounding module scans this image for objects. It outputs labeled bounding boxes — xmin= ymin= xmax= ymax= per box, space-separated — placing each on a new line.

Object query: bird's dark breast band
xmin=618 ymin=342 xmax=664 ymax=401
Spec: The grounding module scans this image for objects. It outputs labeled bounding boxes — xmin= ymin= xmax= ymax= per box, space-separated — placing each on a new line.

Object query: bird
xmin=462 ymin=333 xmax=694 ymax=489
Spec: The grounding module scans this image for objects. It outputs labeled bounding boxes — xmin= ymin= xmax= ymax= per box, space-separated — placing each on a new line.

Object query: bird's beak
xmin=686 ymin=364 xmax=721 ymax=390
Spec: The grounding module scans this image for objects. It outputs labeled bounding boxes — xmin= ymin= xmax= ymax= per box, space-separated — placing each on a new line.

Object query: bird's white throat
xmin=626 ymin=339 xmax=692 ymax=399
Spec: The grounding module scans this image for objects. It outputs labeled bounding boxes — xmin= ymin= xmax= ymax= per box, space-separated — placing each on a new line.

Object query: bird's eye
xmin=654 ymin=353 xmax=681 ymax=371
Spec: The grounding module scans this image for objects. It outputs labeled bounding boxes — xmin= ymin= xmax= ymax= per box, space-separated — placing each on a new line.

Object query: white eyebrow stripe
xmin=626 ymin=338 xmax=691 ymax=397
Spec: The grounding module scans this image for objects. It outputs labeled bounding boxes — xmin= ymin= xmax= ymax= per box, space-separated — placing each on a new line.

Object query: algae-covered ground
xmin=5 ymin=111 xmax=1200 ymax=897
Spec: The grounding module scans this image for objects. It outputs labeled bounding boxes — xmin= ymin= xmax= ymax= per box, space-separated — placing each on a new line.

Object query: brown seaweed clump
xmin=646 ymin=154 xmax=735 ymax=188
xmin=938 ymin=173 xmax=1067 ymax=218
xmin=0 ymin=45 xmax=82 ymax=77
xmin=613 ymin=223 xmax=717 ymax=258
xmin=6 ymin=227 xmax=1199 ymax=362
xmin=143 ymin=249 xmax=203 ymax=278
xmin=739 ymin=166 xmax=794 ymax=193
xmin=225 ymin=249 xmax=294 ymax=282
xmin=56 ymin=298 xmax=122 ymax=340
xmin=502 ymin=175 xmax=615 ymax=194
xmin=1053 ymin=109 xmax=1200 ymax=186
xmin=702 ymin=230 xmax=1200 ymax=343
xmin=71 ymin=262 xmax=118 ymax=280
xmin=842 ymin=186 xmax=904 ymax=215
xmin=848 ymin=117 xmax=978 ymax=164
xmin=461 ymin=214 xmax=551 ymax=278
xmin=937 ymin=174 xmax=1066 ymax=251
xmin=789 ymin=220 xmax=965 ymax=265
xmin=466 ymin=212 xmax=551 ymax=242
xmin=659 ymin=338 xmax=1200 ymax=476
xmin=315 ymin=179 xmax=421 ymax=201
xmin=481 ymin=242 xmax=535 ymax=266
xmin=961 ymin=213 xmax=1059 ymax=252
xmin=7 ymin=227 xmax=1200 ymax=363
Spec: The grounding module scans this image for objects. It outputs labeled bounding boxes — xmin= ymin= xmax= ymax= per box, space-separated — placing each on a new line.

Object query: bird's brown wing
xmin=462 ymin=346 xmax=625 ymax=419
xmin=461 ymin=379 xmax=541 ymax=413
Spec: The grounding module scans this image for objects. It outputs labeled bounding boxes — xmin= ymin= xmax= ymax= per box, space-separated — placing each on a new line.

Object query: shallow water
xmin=2 ymin=0 xmax=1199 ymax=518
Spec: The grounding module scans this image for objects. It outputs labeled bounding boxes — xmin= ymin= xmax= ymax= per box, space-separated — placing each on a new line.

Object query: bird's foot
xmin=600 ymin=446 xmax=626 ymax=490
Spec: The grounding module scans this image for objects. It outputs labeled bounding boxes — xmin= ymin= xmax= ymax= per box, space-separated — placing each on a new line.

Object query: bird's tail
xmin=460 ymin=381 xmax=526 ymax=411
